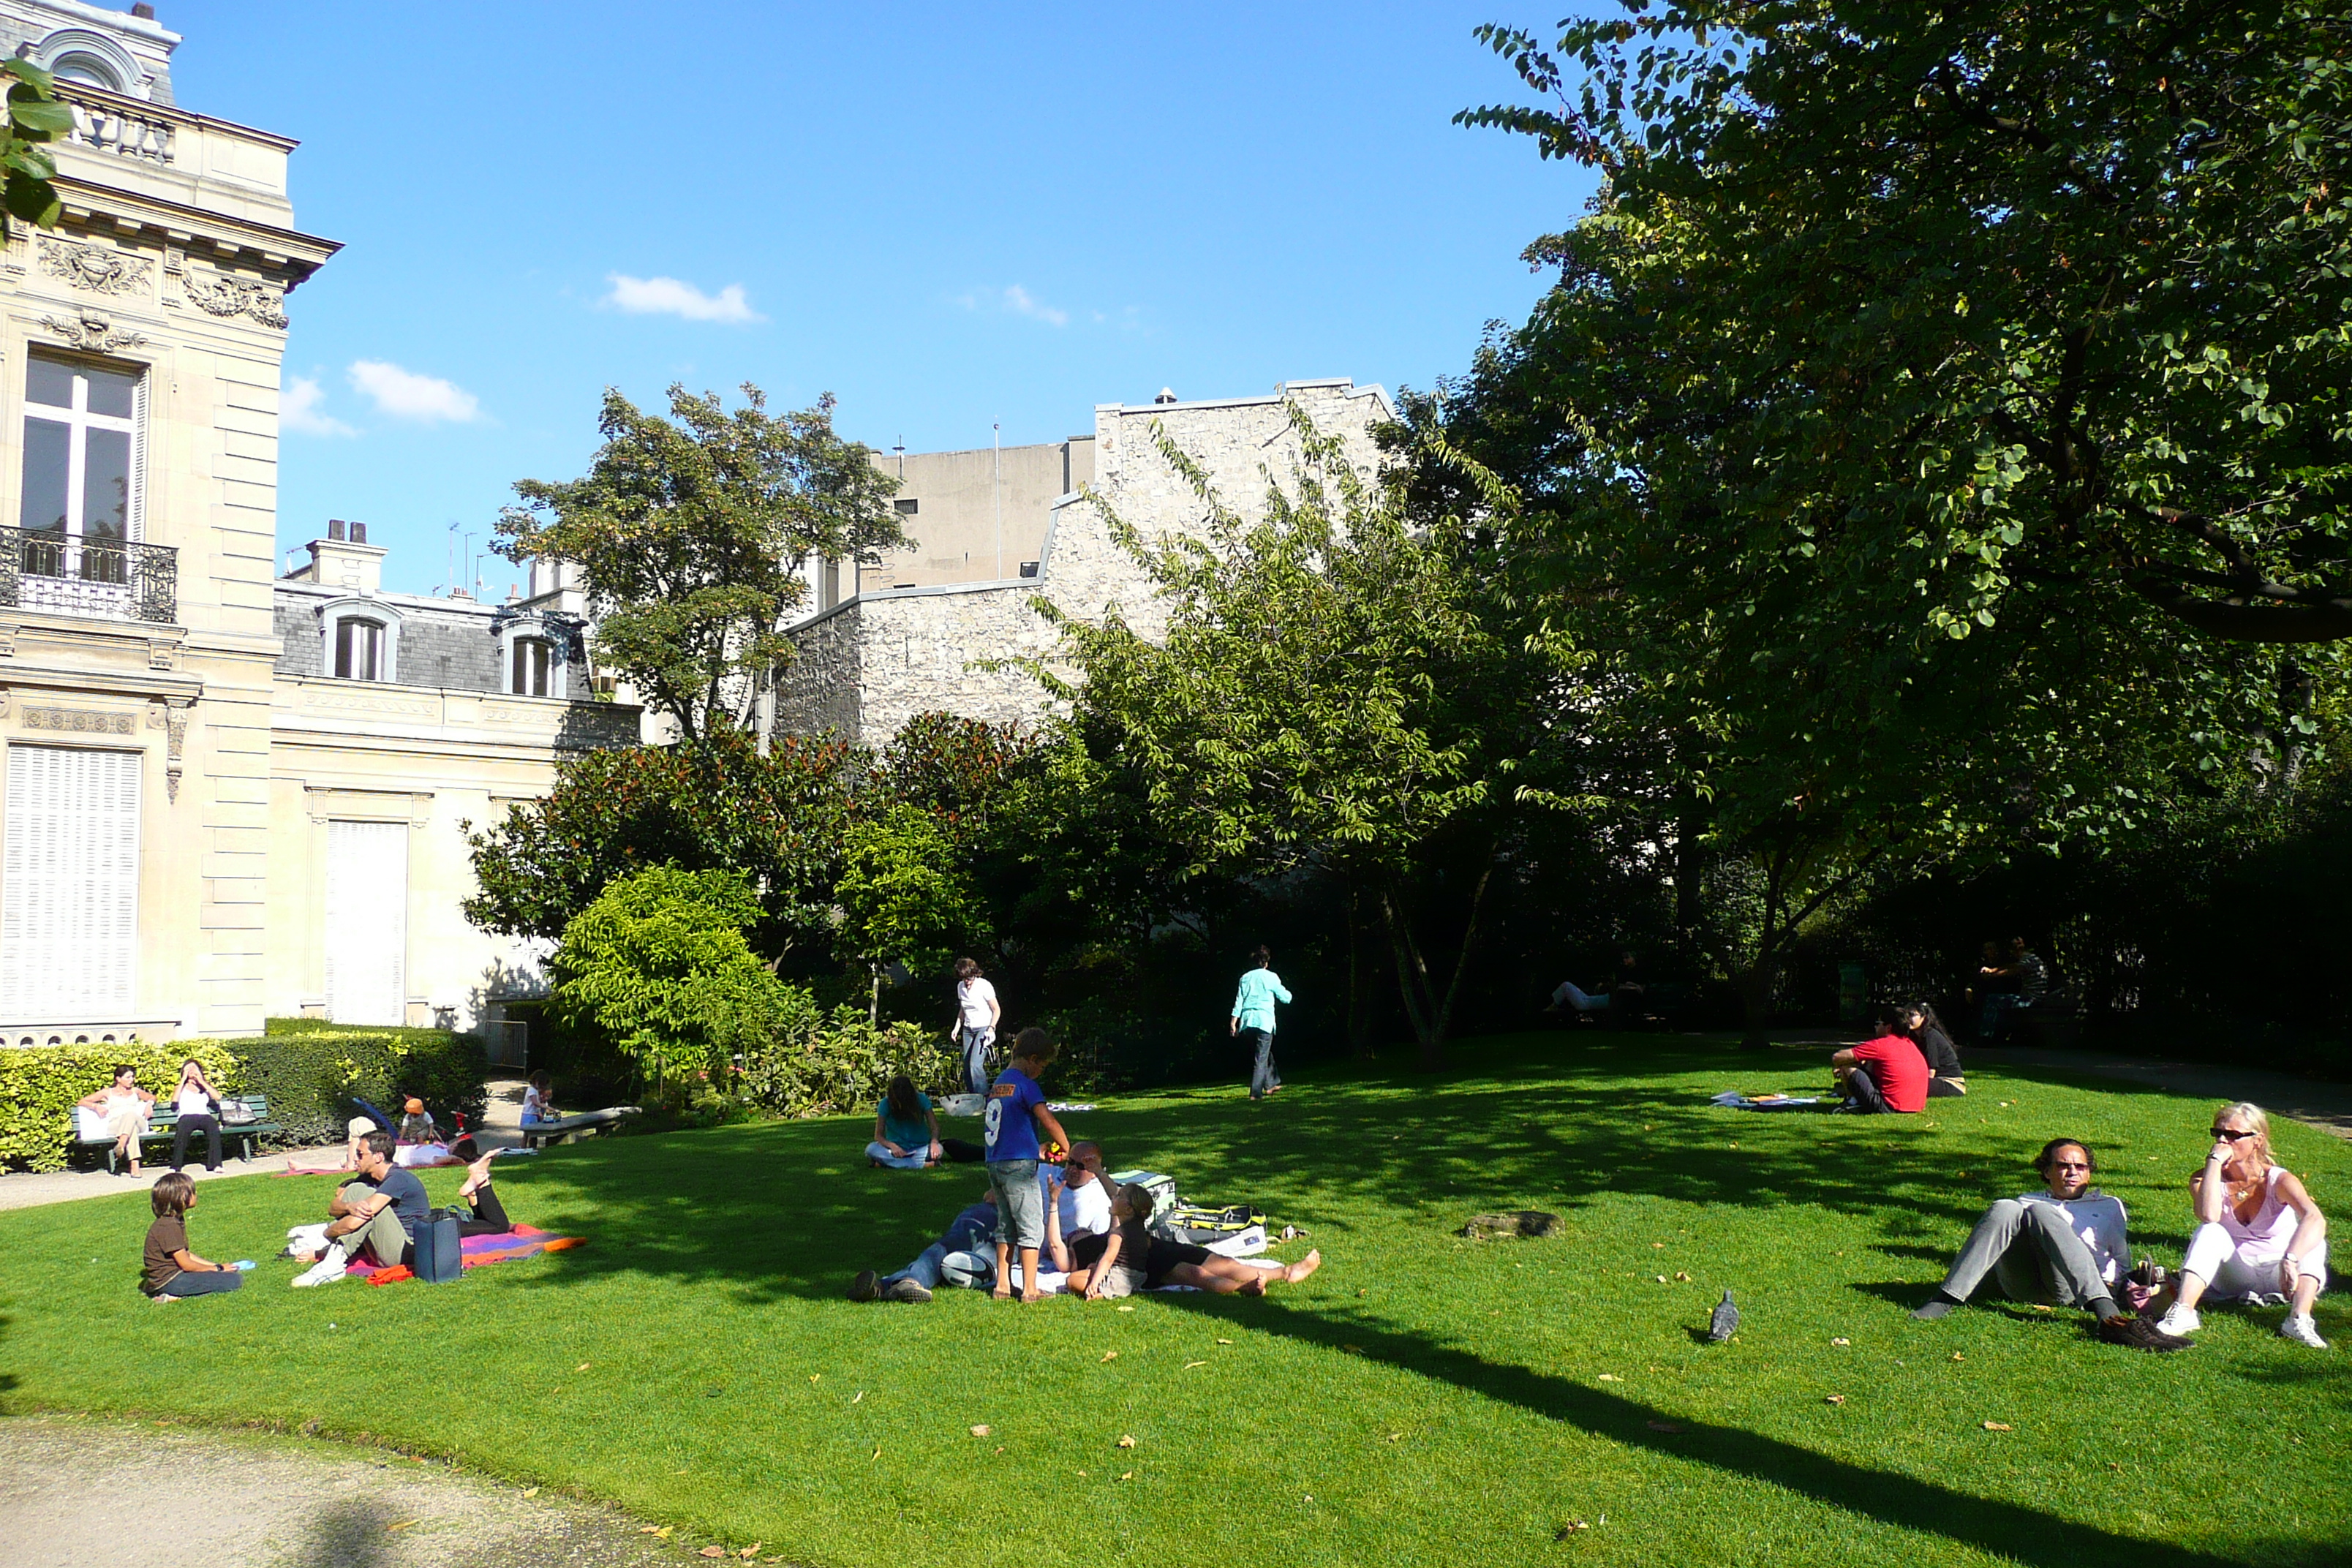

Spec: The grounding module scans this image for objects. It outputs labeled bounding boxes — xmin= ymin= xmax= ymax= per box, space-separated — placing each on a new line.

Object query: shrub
xmin=230 ymin=1028 xmax=489 ymax=1149
xmin=739 ymin=1005 xmax=958 ymax=1120
xmin=0 ymin=1040 xmax=241 ymax=1172
xmin=553 ymin=865 xmax=806 ymax=1096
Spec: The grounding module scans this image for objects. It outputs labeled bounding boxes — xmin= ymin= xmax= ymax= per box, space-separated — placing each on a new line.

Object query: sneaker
xmin=292 ymin=1243 xmax=348 ymax=1288
xmin=2279 ymin=1314 xmax=2329 ymax=1349
xmin=2156 ymin=1303 xmax=2200 ymax=1338
xmin=882 ymin=1277 xmax=933 ymax=1304
xmin=846 ymin=1270 xmax=880 ymax=1303
xmin=2097 ymin=1315 xmax=2193 ymax=1353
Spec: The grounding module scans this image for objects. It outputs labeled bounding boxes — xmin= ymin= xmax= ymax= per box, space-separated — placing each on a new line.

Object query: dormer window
xmin=334 ymin=617 xmax=385 ymax=680
xmin=51 ymin=52 xmax=124 ymax=91
xmin=510 ymin=636 xmax=553 ymax=696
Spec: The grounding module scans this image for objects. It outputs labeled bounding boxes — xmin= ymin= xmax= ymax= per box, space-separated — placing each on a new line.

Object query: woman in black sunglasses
xmin=2156 ymin=1103 xmax=2329 ymax=1349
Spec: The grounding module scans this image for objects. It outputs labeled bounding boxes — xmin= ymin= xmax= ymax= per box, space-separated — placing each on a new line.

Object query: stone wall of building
xmin=777 ymin=379 xmax=1391 ymax=747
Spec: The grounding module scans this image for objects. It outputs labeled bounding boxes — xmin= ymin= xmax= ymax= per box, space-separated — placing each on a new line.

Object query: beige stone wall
xmin=778 ymin=380 xmax=1391 ymax=747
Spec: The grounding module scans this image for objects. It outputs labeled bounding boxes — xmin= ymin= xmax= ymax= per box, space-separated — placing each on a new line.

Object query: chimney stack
xmin=328 ymin=519 xmax=346 ymax=541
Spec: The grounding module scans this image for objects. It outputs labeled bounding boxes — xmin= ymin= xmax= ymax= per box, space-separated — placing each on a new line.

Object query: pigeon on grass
xmin=1707 ymin=1290 xmax=1739 ymax=1343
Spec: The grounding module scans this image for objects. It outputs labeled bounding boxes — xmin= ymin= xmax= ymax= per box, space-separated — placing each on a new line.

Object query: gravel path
xmin=0 ymin=1416 xmax=679 ymax=1568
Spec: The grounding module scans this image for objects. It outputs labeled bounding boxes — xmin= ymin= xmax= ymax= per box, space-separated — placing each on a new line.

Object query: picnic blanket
xmin=350 ymin=1223 xmax=581 ymax=1281
xmin=1709 ymin=1090 xmax=1831 ymax=1112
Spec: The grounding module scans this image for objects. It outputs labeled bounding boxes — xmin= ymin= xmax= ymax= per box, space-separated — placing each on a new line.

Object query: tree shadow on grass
xmin=1151 ymin=1289 xmax=2251 ymax=1568
xmin=494 ymin=1035 xmax=2144 ymax=1304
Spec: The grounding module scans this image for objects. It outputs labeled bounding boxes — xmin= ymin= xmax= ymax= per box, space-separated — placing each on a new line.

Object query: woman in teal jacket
xmin=1231 ymin=945 xmax=1293 ymax=1101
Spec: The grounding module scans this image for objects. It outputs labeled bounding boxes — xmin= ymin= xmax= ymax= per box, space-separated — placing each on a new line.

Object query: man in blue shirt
xmin=1231 ymin=944 xmax=1293 ymax=1101
xmin=984 ymin=1028 xmax=1074 ymax=1303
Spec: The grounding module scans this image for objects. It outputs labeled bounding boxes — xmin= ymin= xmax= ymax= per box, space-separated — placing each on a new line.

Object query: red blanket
xmin=350 ymin=1223 xmax=582 ymax=1281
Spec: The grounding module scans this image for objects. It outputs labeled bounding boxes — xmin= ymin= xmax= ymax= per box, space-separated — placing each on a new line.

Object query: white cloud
xmin=956 ymin=284 xmax=1071 ymax=327
xmin=602 ymin=274 xmax=765 ymax=324
xmin=282 ymin=374 xmax=355 ymax=437
xmin=347 ymin=360 xmax=482 ymax=424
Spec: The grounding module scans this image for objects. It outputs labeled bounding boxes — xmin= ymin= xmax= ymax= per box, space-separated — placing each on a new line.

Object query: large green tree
xmin=1460 ymin=1 xmax=2352 ymax=644
xmin=1039 ymin=410 xmax=1582 ymax=1067
xmin=497 ymin=385 xmax=905 ymax=738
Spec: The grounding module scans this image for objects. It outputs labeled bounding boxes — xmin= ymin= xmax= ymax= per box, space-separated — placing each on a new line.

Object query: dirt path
xmin=0 ymin=1415 xmax=680 ymax=1568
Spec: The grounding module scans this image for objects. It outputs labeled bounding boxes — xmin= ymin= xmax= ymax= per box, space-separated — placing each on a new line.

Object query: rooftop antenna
xmin=892 ymin=435 xmax=905 ymax=480
xmin=993 ymin=421 xmax=1003 ymax=581
xmin=445 ymin=521 xmax=459 ymax=596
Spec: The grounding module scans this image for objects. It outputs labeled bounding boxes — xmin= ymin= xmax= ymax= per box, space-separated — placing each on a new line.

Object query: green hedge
xmin=231 ymin=1028 xmax=489 ymax=1150
xmin=737 ymin=1006 xmax=959 ymax=1120
xmin=0 ymin=1041 xmax=242 ymax=1173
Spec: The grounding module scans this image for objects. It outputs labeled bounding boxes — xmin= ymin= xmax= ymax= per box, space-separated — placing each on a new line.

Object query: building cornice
xmin=50 ymin=176 xmax=342 ymax=285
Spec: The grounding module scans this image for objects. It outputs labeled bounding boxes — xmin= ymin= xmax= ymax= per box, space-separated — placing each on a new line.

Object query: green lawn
xmin=4 ymin=1033 xmax=2347 ymax=1567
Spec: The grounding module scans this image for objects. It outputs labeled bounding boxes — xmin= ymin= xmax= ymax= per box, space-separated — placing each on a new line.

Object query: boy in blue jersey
xmin=984 ymin=1028 xmax=1074 ymax=1303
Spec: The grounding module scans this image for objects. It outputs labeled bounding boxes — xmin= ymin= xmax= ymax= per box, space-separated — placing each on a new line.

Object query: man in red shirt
xmin=1833 ymin=1013 xmax=1930 ymax=1113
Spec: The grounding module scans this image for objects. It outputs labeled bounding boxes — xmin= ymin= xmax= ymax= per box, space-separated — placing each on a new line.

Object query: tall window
xmin=510 ymin=636 xmax=552 ymax=696
xmin=20 ymin=353 xmax=141 ymax=584
xmin=335 ymin=617 xmax=385 ymax=681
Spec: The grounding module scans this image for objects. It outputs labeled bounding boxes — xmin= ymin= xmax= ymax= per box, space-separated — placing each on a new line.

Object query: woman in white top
xmin=79 ymin=1065 xmax=157 ymax=1175
xmin=168 ymin=1058 xmax=230 ymax=1173
xmin=2158 ymin=1102 xmax=2329 ymax=1349
xmin=952 ymin=957 xmax=1001 ymax=1096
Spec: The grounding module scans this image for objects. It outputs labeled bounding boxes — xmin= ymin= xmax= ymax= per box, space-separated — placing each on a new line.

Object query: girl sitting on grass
xmin=142 ymin=1171 xmax=245 ymax=1303
xmin=868 ymin=1074 xmax=944 ymax=1169
xmin=2158 ymin=1102 xmax=2331 ymax=1349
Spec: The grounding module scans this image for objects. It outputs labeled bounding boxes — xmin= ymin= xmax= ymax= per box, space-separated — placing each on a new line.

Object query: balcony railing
xmin=58 ymin=86 xmax=176 ymax=165
xmin=0 ymin=527 xmax=176 ymax=624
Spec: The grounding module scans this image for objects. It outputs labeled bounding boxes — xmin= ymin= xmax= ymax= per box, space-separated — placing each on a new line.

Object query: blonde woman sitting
xmin=2158 ymin=1102 xmax=2330 ymax=1349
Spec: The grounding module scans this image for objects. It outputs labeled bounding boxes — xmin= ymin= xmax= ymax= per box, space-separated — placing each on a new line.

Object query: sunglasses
xmin=2212 ymin=1128 xmax=2255 ymax=1141
xmin=2050 ymin=1161 xmax=2089 ymax=1171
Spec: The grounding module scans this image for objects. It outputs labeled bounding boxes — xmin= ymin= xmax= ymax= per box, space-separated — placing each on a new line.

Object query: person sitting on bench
xmin=79 ymin=1065 xmax=156 ymax=1177
xmin=1831 ymin=1011 xmax=1930 ymax=1114
xmin=1546 ymin=951 xmax=1645 ymax=1019
xmin=1912 ymin=1138 xmax=2176 ymax=1346
xmin=293 ymin=1137 xmax=511 ymax=1286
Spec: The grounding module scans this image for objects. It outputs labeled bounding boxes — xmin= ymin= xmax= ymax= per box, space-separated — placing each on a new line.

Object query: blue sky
xmin=160 ymin=3 xmax=1596 ymax=596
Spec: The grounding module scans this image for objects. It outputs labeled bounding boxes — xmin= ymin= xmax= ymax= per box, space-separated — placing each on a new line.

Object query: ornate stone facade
xmin=37 ymin=235 xmax=152 ymax=295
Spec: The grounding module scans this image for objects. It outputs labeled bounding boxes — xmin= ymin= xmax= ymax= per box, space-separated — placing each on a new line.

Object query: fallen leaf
xmin=1116 ymin=1305 xmax=1135 ymax=1313
xmin=385 ymin=1521 xmax=418 ymax=1533
xmin=1825 ymin=1395 xmax=1846 ymax=1406
xmin=1655 ymin=1274 xmax=1669 ymax=1284
xmin=1304 ymin=1495 xmax=1314 ymax=1504
xmin=1830 ymin=1338 xmax=1850 ymax=1346
xmin=1386 ymin=1432 xmax=1404 ymax=1442
xmin=1597 ymin=1373 xmax=1622 ymax=1382
xmin=1653 ymin=1242 xmax=1666 ymax=1249
xmin=994 ymin=1447 xmax=1005 ymax=1454
xmin=1646 ymin=1420 xmax=1684 ymax=1433
xmin=1117 ymin=1435 xmax=1137 ymax=1449
xmin=1950 ymin=1352 xmax=1965 ymax=1362
xmin=1674 ymin=1271 xmax=1692 ymax=1281
xmin=1076 ymin=1469 xmax=1088 ymax=1477
xmin=700 ymin=1547 xmax=726 ymax=1558
xmin=871 ymin=1448 xmax=881 ymax=1463
xmin=1983 ymin=1421 xmax=2013 ymax=1431
xmin=655 ymin=1527 xmax=674 ymax=1538
xmin=639 ymin=1528 xmax=663 ymax=1536
xmin=1555 ymin=1522 xmax=1592 ymax=1539
xmin=2032 ymin=1303 xmax=2052 ymax=1312
xmin=970 ymin=1425 xmax=992 ymax=1437
xmin=1101 ymin=1351 xmax=1119 ymax=1362
xmin=851 ymin=1391 xmax=864 ymax=1404
xmin=520 ymin=1487 xmax=539 ymax=1498
xmin=1183 ymin=1360 xmax=1208 ymax=1370
xmin=1216 ymin=1338 xmax=1234 ymax=1345
xmin=1343 ymin=1343 xmax=1363 ymax=1352
xmin=739 ymin=1548 xmax=762 ymax=1560
xmin=809 ymin=1375 xmax=821 ymax=1383
xmin=1118 ymin=1471 xmax=1134 ymax=1481
xmin=2108 ymin=1461 xmax=2123 ymax=1471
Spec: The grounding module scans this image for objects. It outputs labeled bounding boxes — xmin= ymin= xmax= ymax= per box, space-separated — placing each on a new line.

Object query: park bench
xmin=73 ymin=1094 xmax=281 ymax=1174
xmin=519 ymin=1106 xmax=642 ymax=1149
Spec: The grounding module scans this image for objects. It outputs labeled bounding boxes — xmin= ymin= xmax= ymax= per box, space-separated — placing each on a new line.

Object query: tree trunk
xmin=1735 ymin=959 xmax=1778 ymax=1051
xmin=1346 ymin=883 xmax=1377 ymax=1060
xmin=1378 ymin=850 xmax=1501 ymax=1072
xmin=868 ymin=963 xmax=881 ymax=1025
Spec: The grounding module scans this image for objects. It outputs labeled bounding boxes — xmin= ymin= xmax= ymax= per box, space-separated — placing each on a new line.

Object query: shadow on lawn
xmin=495 ymin=1033 xmax=2223 ymax=1304
xmin=1153 ymin=1289 xmax=2250 ymax=1568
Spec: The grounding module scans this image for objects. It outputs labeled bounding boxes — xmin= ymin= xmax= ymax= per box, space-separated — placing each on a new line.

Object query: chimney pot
xmin=351 ymin=521 xmax=368 ymax=544
xmin=328 ymin=519 xmax=345 ymax=541
xmin=132 ymin=3 xmax=155 ymax=18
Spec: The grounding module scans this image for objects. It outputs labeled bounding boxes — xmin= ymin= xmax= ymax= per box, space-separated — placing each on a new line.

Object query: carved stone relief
xmin=38 ymin=236 xmax=152 ymax=296
xmin=23 ymin=706 xmax=136 ymax=735
xmin=40 ymin=309 xmax=147 ymax=353
xmin=182 ymin=268 xmax=288 ymax=329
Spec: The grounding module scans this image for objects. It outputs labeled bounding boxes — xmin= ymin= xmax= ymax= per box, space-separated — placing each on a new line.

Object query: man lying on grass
xmin=1066 ymin=1185 xmax=1321 ymax=1300
xmin=290 ymin=1132 xmax=513 ymax=1286
xmin=1912 ymin=1137 xmax=2185 ymax=1349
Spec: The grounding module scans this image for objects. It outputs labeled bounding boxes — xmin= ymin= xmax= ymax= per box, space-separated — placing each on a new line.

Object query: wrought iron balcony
xmin=0 ymin=527 xmax=177 ymax=625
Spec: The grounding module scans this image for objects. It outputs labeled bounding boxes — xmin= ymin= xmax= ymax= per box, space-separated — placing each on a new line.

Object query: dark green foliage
xmin=225 ymin=1029 xmax=489 ymax=1150
xmin=464 ymin=726 xmax=862 ymax=960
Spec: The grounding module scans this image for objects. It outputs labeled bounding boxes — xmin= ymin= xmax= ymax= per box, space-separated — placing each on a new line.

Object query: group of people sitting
xmin=1915 ymin=1101 xmax=2329 ymax=1350
xmin=1967 ymin=936 xmax=2051 ymax=1043
xmin=1830 ymin=1003 xmax=1967 ymax=1113
xmin=79 ymin=1058 xmax=240 ymax=1177
xmin=850 ymin=1028 xmax=1322 ymax=1304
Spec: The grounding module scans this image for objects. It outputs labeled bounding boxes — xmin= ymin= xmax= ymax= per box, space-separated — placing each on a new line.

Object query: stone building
xmin=778 ymin=377 xmax=1392 ymax=747
xmin=0 ymin=1 xmax=636 ymax=1048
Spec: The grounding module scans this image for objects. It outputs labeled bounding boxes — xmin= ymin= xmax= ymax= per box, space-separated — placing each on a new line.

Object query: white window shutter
xmin=325 ymin=819 xmax=407 ymax=1025
xmin=1 ymin=745 xmax=141 ymax=1015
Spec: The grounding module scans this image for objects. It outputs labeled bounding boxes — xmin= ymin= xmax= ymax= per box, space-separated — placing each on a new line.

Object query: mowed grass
xmin=3 ymin=1033 xmax=2348 ymax=1568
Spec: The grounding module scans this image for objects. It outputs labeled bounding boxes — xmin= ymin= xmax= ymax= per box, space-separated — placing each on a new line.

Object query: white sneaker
xmin=2279 ymin=1314 xmax=2329 ymax=1349
xmin=2157 ymin=1303 xmax=2201 ymax=1338
xmin=292 ymin=1243 xmax=348 ymax=1288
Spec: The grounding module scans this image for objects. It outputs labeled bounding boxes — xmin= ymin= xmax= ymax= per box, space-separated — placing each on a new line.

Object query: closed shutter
xmin=324 ymin=819 xmax=407 ymax=1025
xmin=1 ymin=745 xmax=140 ymax=1014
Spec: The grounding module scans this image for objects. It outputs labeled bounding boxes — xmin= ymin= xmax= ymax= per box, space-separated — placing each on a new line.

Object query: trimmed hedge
xmin=232 ymin=1028 xmax=489 ymax=1150
xmin=0 ymin=1040 xmax=242 ymax=1173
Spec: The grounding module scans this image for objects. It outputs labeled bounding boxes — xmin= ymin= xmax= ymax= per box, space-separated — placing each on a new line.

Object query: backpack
xmin=1160 ymin=1203 xmax=1267 ymax=1245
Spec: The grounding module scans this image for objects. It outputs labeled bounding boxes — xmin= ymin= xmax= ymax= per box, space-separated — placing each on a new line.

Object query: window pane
xmin=510 ymin=641 xmax=524 ymax=693
xmin=83 ymin=365 xmax=138 ymax=421
xmin=25 ymin=356 xmax=74 ymax=409
xmin=336 ymin=619 xmax=382 ymax=680
xmin=82 ymin=427 xmax=131 ymax=541
xmin=335 ymin=619 xmax=353 ymax=678
xmin=19 ymin=416 xmax=69 ymax=538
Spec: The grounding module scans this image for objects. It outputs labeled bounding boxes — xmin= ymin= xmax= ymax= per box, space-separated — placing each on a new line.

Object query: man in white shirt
xmin=1913 ymin=1137 xmax=2179 ymax=1346
xmin=953 ymin=957 xmax=1001 ymax=1095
